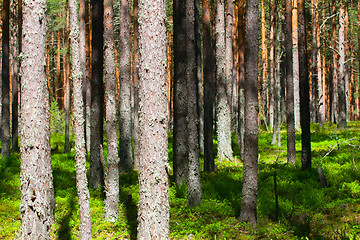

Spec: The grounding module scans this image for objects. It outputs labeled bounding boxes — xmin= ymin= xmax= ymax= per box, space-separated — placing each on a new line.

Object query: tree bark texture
xmin=119 ymin=0 xmax=133 ymax=171
xmin=226 ymin=0 xmax=234 ymax=130
xmin=269 ymin=0 xmax=276 ymax=130
xmin=137 ymin=0 xmax=170 ymax=238
xmin=260 ymin=0 xmax=268 ymax=125
xmin=238 ymin=1 xmax=245 ymax=160
xmin=215 ymin=0 xmax=233 ymax=161
xmin=20 ymin=0 xmax=54 ymax=237
xmin=338 ymin=0 xmax=347 ymax=128
xmin=2 ymin=0 xmax=10 ymax=156
xmin=331 ymin=0 xmax=338 ymax=123
xmin=203 ymin=0 xmax=215 ymax=172
xmin=90 ymin=0 xmax=104 ymax=189
xmin=104 ymin=0 xmax=120 ymax=221
xmin=69 ymin=0 xmax=93 ymax=237
xmin=240 ymin=0 xmax=259 ymax=226
xmin=173 ymin=0 xmax=188 ymax=185
xmin=298 ymin=0 xmax=311 ymax=169
xmin=186 ymin=0 xmax=202 ymax=207
xmin=10 ymin=0 xmax=19 ymax=152
xmin=292 ymin=0 xmax=300 ymax=131
xmin=285 ymin=0 xmax=296 ymax=165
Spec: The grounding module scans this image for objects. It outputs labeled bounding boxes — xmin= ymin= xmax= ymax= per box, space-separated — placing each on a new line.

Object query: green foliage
xmin=50 ymin=98 xmax=65 ymax=136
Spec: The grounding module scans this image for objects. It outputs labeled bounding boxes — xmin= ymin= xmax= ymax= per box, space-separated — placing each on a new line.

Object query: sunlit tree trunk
xmin=260 ymin=0 xmax=268 ymax=125
xmin=90 ymin=0 xmax=104 ymax=189
xmin=119 ymin=0 xmax=133 ymax=171
xmin=137 ymin=0 xmax=169 ymax=238
xmin=64 ymin=2 xmax=70 ymax=153
xmin=269 ymin=0 xmax=276 ymax=130
xmin=292 ymin=0 xmax=300 ymax=131
xmin=215 ymin=0 xmax=233 ymax=161
xmin=69 ymin=0 xmax=92 ymax=237
xmin=299 ymin=0 xmax=311 ymax=169
xmin=238 ymin=0 xmax=245 ymax=159
xmin=240 ymin=0 xmax=259 ymax=226
xmin=338 ymin=0 xmax=347 ymax=128
xmin=226 ymin=0 xmax=234 ymax=129
xmin=331 ymin=0 xmax=338 ymax=123
xmin=20 ymin=0 xmax=54 ymax=237
xmin=2 ymin=0 xmax=10 ymax=156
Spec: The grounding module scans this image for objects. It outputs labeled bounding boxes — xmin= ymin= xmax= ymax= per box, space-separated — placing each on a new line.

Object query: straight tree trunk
xmin=173 ymin=0 xmax=189 ymax=184
xmin=292 ymin=0 xmax=301 ymax=131
xmin=238 ymin=0 xmax=245 ymax=159
xmin=64 ymin=3 xmax=70 ymax=153
xmin=215 ymin=0 xmax=233 ymax=161
xmin=285 ymin=0 xmax=296 ymax=165
xmin=203 ymin=0 xmax=215 ymax=172
xmin=260 ymin=0 xmax=268 ymax=124
xmin=298 ymin=0 xmax=311 ymax=169
xmin=358 ymin=0 xmax=360 ymax=120
xmin=20 ymin=0 xmax=54 ymax=237
xmin=331 ymin=0 xmax=338 ymax=123
xmin=338 ymin=0 xmax=347 ymax=128
xmin=344 ymin=2 xmax=350 ymax=122
xmin=226 ymin=0 xmax=234 ymax=130
xmin=85 ymin=0 xmax=91 ymax=152
xmin=240 ymin=0 xmax=259 ymax=226
xmin=69 ymin=0 xmax=92 ymax=237
xmin=186 ymin=0 xmax=202 ymax=207
xmin=311 ymin=3 xmax=318 ymax=123
xmin=269 ymin=0 xmax=276 ymax=130
xmin=10 ymin=0 xmax=19 ymax=152
xmin=137 ymin=0 xmax=169 ymax=238
xmin=119 ymin=0 xmax=133 ymax=171
xmin=90 ymin=0 xmax=104 ymax=189
xmin=2 ymin=0 xmax=10 ymax=156
xmin=104 ymin=0 xmax=120 ymax=221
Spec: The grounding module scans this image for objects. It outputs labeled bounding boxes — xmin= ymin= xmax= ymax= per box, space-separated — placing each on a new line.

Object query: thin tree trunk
xmin=238 ymin=0 xmax=245 ymax=160
xmin=299 ymin=0 xmax=311 ymax=169
xmin=10 ymin=0 xmax=19 ymax=152
xmin=90 ymin=0 xmax=104 ymax=189
xmin=331 ymin=0 xmax=338 ymax=123
xmin=292 ymin=0 xmax=300 ymax=131
xmin=85 ymin=0 xmax=91 ymax=152
xmin=344 ymin=2 xmax=350 ymax=122
xmin=216 ymin=0 xmax=233 ymax=161
xmin=338 ymin=0 xmax=347 ymax=128
xmin=173 ymin=0 xmax=189 ymax=184
xmin=269 ymin=0 xmax=276 ymax=130
xmin=137 ymin=0 xmax=169 ymax=237
xmin=2 ymin=0 xmax=10 ymax=156
xmin=203 ymin=0 xmax=215 ymax=172
xmin=20 ymin=0 xmax=54 ymax=237
xmin=240 ymin=0 xmax=259 ymax=226
xmin=64 ymin=2 xmax=70 ymax=153
xmin=226 ymin=0 xmax=234 ymax=130
xmin=69 ymin=0 xmax=92 ymax=237
xmin=119 ymin=0 xmax=133 ymax=171
xmin=285 ymin=0 xmax=296 ymax=165
xmin=186 ymin=0 xmax=202 ymax=207
xmin=260 ymin=0 xmax=268 ymax=125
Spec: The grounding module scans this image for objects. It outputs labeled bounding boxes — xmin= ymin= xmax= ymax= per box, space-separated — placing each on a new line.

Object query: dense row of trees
xmin=1 ymin=0 xmax=360 ymax=238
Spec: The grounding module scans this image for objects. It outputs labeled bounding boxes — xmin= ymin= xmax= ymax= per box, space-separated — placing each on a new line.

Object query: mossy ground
xmin=1 ymin=122 xmax=360 ymax=239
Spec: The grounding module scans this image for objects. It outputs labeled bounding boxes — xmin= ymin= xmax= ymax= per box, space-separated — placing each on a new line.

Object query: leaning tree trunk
xmin=20 ymin=0 xmax=54 ymax=237
xmin=137 ymin=0 xmax=170 ymax=238
xmin=240 ymin=0 xmax=259 ymax=226
xmin=104 ymin=0 xmax=120 ymax=221
xmin=2 ymin=0 xmax=10 ymax=156
xmin=69 ymin=0 xmax=92 ymax=237
xmin=119 ymin=0 xmax=133 ymax=172
xmin=90 ymin=0 xmax=104 ymax=189
xmin=299 ymin=0 xmax=312 ymax=169
xmin=215 ymin=0 xmax=233 ymax=161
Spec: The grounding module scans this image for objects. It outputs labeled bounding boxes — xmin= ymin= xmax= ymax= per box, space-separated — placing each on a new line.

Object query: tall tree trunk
xmin=2 ymin=0 xmax=10 ymax=156
xmin=311 ymin=3 xmax=318 ymax=123
xmin=238 ymin=0 xmax=245 ymax=160
xmin=103 ymin=0 xmax=120 ymax=221
xmin=260 ymin=0 xmax=268 ymax=125
xmin=186 ymin=0 xmax=202 ymax=207
xmin=10 ymin=0 xmax=19 ymax=152
xmin=85 ymin=0 xmax=91 ymax=152
xmin=298 ymin=0 xmax=311 ymax=169
xmin=137 ymin=0 xmax=169 ymax=238
xmin=269 ymin=0 xmax=276 ymax=130
xmin=226 ymin=0 xmax=234 ymax=130
xmin=64 ymin=2 xmax=70 ymax=153
xmin=173 ymin=0 xmax=189 ymax=184
xmin=344 ymin=2 xmax=350 ymax=122
xmin=331 ymin=0 xmax=338 ymax=123
xmin=203 ymin=0 xmax=215 ymax=172
xmin=119 ymin=0 xmax=133 ymax=171
xmin=215 ymin=0 xmax=233 ymax=161
xmin=90 ymin=0 xmax=104 ymax=189
xmin=20 ymin=0 xmax=54 ymax=237
xmin=292 ymin=0 xmax=300 ymax=131
xmin=69 ymin=0 xmax=92 ymax=237
xmin=338 ymin=0 xmax=347 ymax=128
xmin=240 ymin=0 xmax=259 ymax=226
xmin=358 ymin=0 xmax=360 ymax=120
xmin=285 ymin=0 xmax=296 ymax=164
xmin=132 ymin=0 xmax=140 ymax=170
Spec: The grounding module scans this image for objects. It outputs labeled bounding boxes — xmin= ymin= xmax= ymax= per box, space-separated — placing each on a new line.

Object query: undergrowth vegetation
xmin=1 ymin=122 xmax=360 ymax=239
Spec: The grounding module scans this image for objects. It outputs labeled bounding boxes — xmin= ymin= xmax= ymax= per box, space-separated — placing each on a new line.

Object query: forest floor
xmin=1 ymin=122 xmax=360 ymax=239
